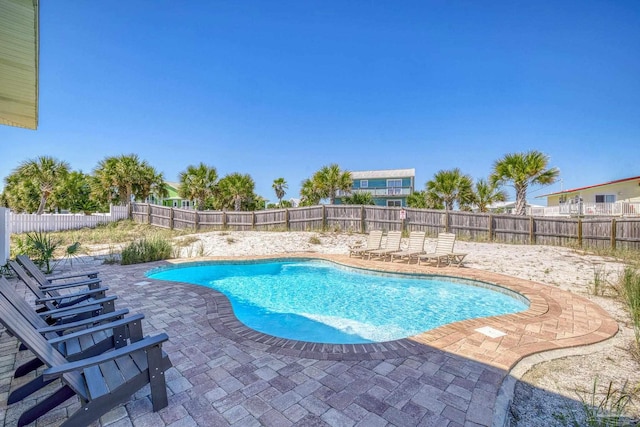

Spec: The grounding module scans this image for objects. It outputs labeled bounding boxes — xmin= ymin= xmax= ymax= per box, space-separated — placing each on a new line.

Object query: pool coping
xmin=139 ymin=253 xmax=618 ymax=371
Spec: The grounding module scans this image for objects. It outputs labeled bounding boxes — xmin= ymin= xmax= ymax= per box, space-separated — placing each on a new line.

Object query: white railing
xmin=336 ymin=187 xmax=412 ymax=197
xmin=529 ymin=202 xmax=640 ymax=217
xmin=9 ymin=205 xmax=130 ymax=234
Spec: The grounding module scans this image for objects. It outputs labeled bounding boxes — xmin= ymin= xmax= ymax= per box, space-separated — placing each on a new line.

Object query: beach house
xmin=335 ymin=168 xmax=415 ymax=207
xmin=537 ymin=175 xmax=640 ymax=216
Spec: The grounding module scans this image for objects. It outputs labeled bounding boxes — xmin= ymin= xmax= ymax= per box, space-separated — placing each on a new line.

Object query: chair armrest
xmin=348 ymin=243 xmax=364 ymax=250
xmin=47 ymin=313 xmax=145 ymax=345
xmin=40 ymin=303 xmax=102 ymax=319
xmin=36 ymin=286 xmax=109 ymax=303
xmin=43 ymin=333 xmax=169 ymax=380
xmin=37 ymin=308 xmax=130 ymax=334
xmin=44 ymin=296 xmax=117 ymax=320
xmin=40 ymin=278 xmax=102 ymax=292
xmin=47 ymin=271 xmax=100 ymax=282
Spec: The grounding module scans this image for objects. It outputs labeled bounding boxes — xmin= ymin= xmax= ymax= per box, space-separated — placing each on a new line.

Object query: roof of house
xmin=164 ymin=182 xmax=181 ymax=198
xmin=538 ymin=175 xmax=640 ymax=198
xmin=487 ymin=201 xmax=544 ymax=209
xmin=350 ymin=168 xmax=415 ymax=179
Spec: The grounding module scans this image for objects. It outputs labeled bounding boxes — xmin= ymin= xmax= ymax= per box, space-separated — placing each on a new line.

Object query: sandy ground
xmin=88 ymin=230 xmax=640 ymax=425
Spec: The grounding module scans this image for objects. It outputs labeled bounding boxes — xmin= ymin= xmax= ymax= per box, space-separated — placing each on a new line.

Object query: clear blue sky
xmin=1 ymin=1 xmax=639 ymax=203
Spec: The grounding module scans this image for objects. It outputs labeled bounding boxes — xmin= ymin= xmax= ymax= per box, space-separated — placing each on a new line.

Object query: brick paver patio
xmin=0 ymin=254 xmax=617 ymax=427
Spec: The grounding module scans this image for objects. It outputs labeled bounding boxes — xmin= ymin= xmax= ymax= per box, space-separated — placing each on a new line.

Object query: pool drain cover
xmin=475 ymin=326 xmax=506 ymax=338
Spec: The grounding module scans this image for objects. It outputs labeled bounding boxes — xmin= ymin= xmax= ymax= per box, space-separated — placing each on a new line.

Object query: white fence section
xmin=9 ymin=205 xmax=130 ymax=234
xmin=529 ymin=202 xmax=640 ymax=217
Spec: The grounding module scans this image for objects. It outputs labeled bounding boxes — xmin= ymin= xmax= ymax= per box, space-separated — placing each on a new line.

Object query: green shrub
xmin=559 ymin=378 xmax=638 ymax=427
xmin=121 ymin=236 xmax=173 ymax=265
xmin=15 ymin=232 xmax=61 ymax=274
xmin=309 ymin=235 xmax=321 ymax=245
xmin=620 ymin=267 xmax=640 ymax=351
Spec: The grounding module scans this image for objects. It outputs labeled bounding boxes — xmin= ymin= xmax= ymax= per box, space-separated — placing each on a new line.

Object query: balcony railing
xmin=529 ymin=202 xmax=640 ymax=217
xmin=336 ymin=187 xmax=412 ymax=197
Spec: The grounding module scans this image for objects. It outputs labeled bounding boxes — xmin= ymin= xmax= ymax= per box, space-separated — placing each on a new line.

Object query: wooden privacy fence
xmin=10 ymin=205 xmax=130 ymax=234
xmin=131 ymin=203 xmax=640 ymax=250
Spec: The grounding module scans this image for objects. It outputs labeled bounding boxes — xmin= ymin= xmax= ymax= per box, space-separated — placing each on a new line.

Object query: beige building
xmin=537 ymin=176 xmax=640 ymax=216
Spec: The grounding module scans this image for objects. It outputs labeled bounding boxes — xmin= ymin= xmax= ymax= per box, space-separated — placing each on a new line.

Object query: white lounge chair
xmin=388 ymin=231 xmax=426 ymax=262
xmin=348 ymin=230 xmax=383 ymax=258
xmin=367 ymin=231 xmax=402 ymax=260
xmin=418 ymin=232 xmax=466 ymax=267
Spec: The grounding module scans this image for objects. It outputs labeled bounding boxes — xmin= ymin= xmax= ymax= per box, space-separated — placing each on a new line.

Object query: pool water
xmin=147 ymin=260 xmax=528 ymax=344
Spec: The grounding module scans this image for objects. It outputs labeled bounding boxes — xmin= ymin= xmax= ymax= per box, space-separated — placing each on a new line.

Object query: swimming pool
xmin=147 ymin=259 xmax=528 ymax=344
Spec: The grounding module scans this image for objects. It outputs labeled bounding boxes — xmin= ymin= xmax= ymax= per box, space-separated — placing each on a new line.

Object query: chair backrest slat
xmin=367 ymin=230 xmax=383 ymax=250
xmin=16 ymin=255 xmax=51 ymax=287
xmin=407 ymin=231 xmax=426 ymax=251
xmin=0 ymin=279 xmax=49 ymax=329
xmin=385 ymin=231 xmax=403 ymax=251
xmin=435 ymin=233 xmax=456 ymax=255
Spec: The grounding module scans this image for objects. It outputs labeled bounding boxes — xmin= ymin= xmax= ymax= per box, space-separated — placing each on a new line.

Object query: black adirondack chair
xmin=9 ymin=260 xmax=116 ymax=315
xmin=0 ymin=278 xmax=142 ymax=403
xmin=0 ymin=293 xmax=171 ymax=427
xmin=16 ymin=254 xmax=100 ymax=287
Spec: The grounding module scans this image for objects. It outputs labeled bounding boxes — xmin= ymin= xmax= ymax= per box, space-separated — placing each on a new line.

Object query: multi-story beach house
xmin=145 ymin=182 xmax=193 ymax=209
xmin=335 ymin=168 xmax=415 ymax=207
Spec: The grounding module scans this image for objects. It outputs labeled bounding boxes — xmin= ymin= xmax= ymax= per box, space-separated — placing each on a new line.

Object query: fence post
xmin=322 ymin=205 xmax=327 ymax=231
xmin=222 ymin=211 xmax=227 ymax=229
xmin=488 ymin=214 xmax=494 ymax=242
xmin=146 ymin=203 xmax=151 ymax=224
xmin=611 ymin=218 xmax=617 ymax=250
xmin=444 ymin=210 xmax=449 ymax=232
xmin=252 ymin=211 xmax=256 ymax=230
xmin=285 ymin=209 xmax=290 ymax=230
xmin=169 ymin=207 xmax=174 ymax=230
xmin=529 ymin=216 xmax=535 ymax=244
xmin=194 ymin=210 xmax=199 ymax=231
xmin=577 ymin=218 xmax=582 ymax=247
xmin=360 ymin=206 xmax=366 ymax=234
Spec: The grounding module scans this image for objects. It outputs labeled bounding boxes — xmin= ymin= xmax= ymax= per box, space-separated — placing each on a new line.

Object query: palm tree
xmin=343 ymin=192 xmax=375 ymax=205
xmin=312 ymin=164 xmax=352 ymax=204
xmin=407 ymin=191 xmax=427 ymax=208
xmin=490 ymin=151 xmax=559 ymax=216
xmin=2 ymin=172 xmax=41 ymax=213
xmin=139 ymin=165 xmax=168 ymax=203
xmin=425 ymin=168 xmax=474 ymax=211
xmin=52 ymin=171 xmax=97 ymax=213
xmin=92 ymin=154 xmax=164 ymax=205
xmin=12 ymin=156 xmax=70 ymax=214
xmin=299 ymin=178 xmax=322 ymax=206
xmin=272 ymin=178 xmax=288 ymax=207
xmin=178 ymin=163 xmax=218 ymax=210
xmin=473 ymin=179 xmax=507 ymax=213
xmin=217 ymin=173 xmax=255 ymax=211
xmin=406 ymin=190 xmax=445 ymax=209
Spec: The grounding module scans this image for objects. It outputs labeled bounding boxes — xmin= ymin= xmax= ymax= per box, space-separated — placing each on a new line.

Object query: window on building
xmin=360 ymin=180 xmax=368 ymax=188
xmin=595 ymin=194 xmax=615 ymax=203
xmin=387 ymin=179 xmax=402 ymax=195
xmin=387 ymin=200 xmax=402 ymax=207
xmin=182 ymin=200 xmax=190 ymax=208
